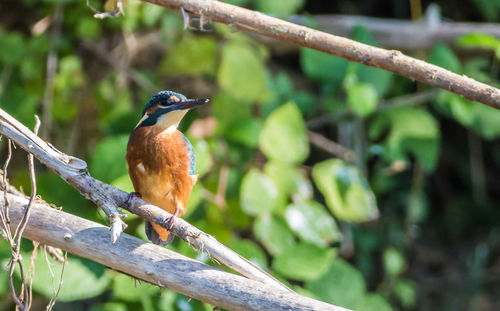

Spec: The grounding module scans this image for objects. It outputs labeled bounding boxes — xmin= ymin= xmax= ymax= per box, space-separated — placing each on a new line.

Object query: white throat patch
xmin=157 ymin=110 xmax=188 ymax=132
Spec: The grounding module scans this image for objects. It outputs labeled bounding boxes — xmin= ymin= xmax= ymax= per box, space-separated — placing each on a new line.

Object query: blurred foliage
xmin=1 ymin=0 xmax=500 ymax=310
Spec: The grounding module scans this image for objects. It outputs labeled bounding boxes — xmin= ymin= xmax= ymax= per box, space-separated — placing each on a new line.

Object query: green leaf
xmin=161 ymin=36 xmax=216 ymax=76
xmin=111 ymin=174 xmax=134 ymax=193
xmin=457 ymin=32 xmax=500 ymax=50
xmin=218 ymin=41 xmax=268 ymax=101
xmin=259 ymin=102 xmax=309 ymax=164
xmin=312 ymin=159 xmax=378 ymax=222
xmin=240 ymin=169 xmax=279 ymax=216
xmin=253 ymin=214 xmax=295 ymax=256
xmin=228 ymin=239 xmax=268 ymax=268
xmin=285 ymin=200 xmax=341 ymax=247
xmin=306 ymin=259 xmax=366 ymax=308
xmin=90 ymin=135 xmax=129 ymax=183
xmin=264 ymin=161 xmax=313 ymax=207
xmin=300 ymin=48 xmax=348 ymax=86
xmin=435 ymin=91 xmax=500 ymax=139
xmin=141 ymin=2 xmax=165 ymax=26
xmin=158 ymin=291 xmax=177 ymax=310
xmin=24 ymin=254 xmax=110 ymax=302
xmin=347 ymin=82 xmax=378 ymax=117
xmin=192 ymin=139 xmax=213 ymax=177
xmin=112 ymin=273 xmax=160 ymax=301
xmin=211 ymin=91 xmax=252 ymax=132
xmin=89 ymin=303 xmax=127 ymax=311
xmin=474 ymin=0 xmax=500 ymax=21
xmin=224 ymin=0 xmax=250 ymax=5
xmin=370 ymin=107 xmax=440 ymax=171
xmin=225 ymin=118 xmax=263 ymax=147
xmin=0 ymin=86 xmax=38 ymax=127
xmin=76 ymin=17 xmax=101 ymax=40
xmin=185 ymin=182 xmax=203 ymax=218
xmin=355 ymin=294 xmax=393 ymax=311
xmin=383 ymin=247 xmax=405 ymax=276
xmin=54 ymin=55 xmax=85 ymax=90
xmin=394 ymin=279 xmax=417 ymax=308
xmin=0 ymin=32 xmax=26 ymax=65
xmin=255 ymin=0 xmax=304 ymax=15
xmin=36 ymin=171 xmax=91 ymax=219
xmin=273 ymin=243 xmax=335 ymax=281
xmin=427 ymin=44 xmax=461 ymax=73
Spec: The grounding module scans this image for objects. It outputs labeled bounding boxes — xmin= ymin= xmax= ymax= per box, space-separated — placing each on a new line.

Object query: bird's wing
xmin=181 ymin=133 xmax=195 ymax=176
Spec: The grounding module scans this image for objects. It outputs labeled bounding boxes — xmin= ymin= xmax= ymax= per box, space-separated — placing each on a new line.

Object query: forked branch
xmin=0 ymin=108 xmax=292 ymax=295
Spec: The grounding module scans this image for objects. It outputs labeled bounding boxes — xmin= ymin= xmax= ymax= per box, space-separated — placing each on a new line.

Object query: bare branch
xmin=143 ymin=0 xmax=500 ymax=110
xmin=2 ymin=185 xmax=348 ymax=311
xmin=264 ymin=14 xmax=500 ymax=52
xmin=0 ymin=108 xmax=128 ymax=243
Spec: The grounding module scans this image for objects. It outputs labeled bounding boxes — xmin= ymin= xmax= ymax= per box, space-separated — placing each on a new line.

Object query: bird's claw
xmin=126 ymin=192 xmax=141 ymax=206
xmin=165 ymin=215 xmax=176 ymax=231
xmin=165 ymin=207 xmax=180 ymax=231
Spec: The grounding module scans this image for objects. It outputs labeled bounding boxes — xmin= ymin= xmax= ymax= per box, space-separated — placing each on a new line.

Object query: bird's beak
xmin=134 ymin=113 xmax=150 ymax=129
xmin=170 ymin=98 xmax=209 ymax=111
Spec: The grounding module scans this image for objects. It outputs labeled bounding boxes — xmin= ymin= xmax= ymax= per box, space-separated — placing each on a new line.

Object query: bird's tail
xmin=145 ymin=222 xmax=175 ymax=245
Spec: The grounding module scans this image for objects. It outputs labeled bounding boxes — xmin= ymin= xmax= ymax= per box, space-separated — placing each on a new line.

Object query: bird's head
xmin=135 ymin=90 xmax=209 ymax=130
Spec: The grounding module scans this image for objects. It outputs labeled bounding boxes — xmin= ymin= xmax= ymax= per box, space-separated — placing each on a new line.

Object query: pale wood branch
xmin=0 ymin=108 xmax=295 ymax=294
xmin=269 ymin=15 xmax=500 ymax=52
xmin=143 ymin=0 xmax=500 ymax=110
xmin=1 ymin=187 xmax=347 ymax=311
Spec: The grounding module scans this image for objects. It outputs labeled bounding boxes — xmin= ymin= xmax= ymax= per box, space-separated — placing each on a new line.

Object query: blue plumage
xmin=181 ymin=133 xmax=195 ymax=176
xmin=142 ymin=91 xmax=187 ymax=116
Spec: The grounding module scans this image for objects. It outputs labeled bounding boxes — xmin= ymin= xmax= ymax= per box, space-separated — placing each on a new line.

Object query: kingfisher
xmin=126 ymin=90 xmax=208 ymax=245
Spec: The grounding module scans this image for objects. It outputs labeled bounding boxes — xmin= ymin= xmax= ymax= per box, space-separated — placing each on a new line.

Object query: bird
xmin=126 ymin=90 xmax=208 ymax=245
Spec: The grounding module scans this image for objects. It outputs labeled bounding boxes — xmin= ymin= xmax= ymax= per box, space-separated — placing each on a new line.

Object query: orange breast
xmin=126 ymin=127 xmax=196 ymax=217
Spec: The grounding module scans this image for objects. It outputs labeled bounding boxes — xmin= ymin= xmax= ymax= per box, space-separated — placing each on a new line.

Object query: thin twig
xmin=26 ymin=242 xmax=40 ymax=311
xmin=143 ymin=0 xmax=500 ymax=110
xmin=7 ymin=116 xmax=41 ymax=310
xmin=215 ymin=165 xmax=229 ymax=209
xmin=41 ymin=3 xmax=63 ymax=140
xmin=81 ymin=42 xmax=157 ymax=92
xmin=307 ymin=130 xmax=355 ymax=162
xmin=1 ymin=139 xmax=13 ymax=242
xmin=306 ymin=89 xmax=438 ymax=129
xmin=14 ymin=116 xmax=40 ymax=239
xmin=46 ymin=251 xmax=67 ymax=311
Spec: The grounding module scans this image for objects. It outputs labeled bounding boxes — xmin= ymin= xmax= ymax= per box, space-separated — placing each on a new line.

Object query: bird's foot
xmin=126 ymin=192 xmax=142 ymax=206
xmin=165 ymin=207 xmax=180 ymax=231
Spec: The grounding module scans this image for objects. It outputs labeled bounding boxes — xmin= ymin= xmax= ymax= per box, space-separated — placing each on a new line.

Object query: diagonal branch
xmin=142 ymin=0 xmax=500 ymax=110
xmin=2 ymin=185 xmax=347 ymax=311
xmin=0 ymin=108 xmax=128 ymax=244
xmin=0 ymin=108 xmax=290 ymax=293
